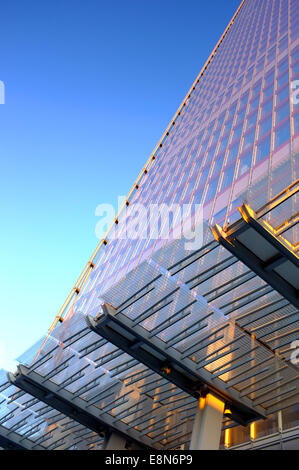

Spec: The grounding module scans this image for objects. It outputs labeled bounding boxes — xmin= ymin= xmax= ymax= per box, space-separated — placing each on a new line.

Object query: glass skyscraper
xmin=0 ymin=0 xmax=298 ymax=450
xmin=72 ymin=0 xmax=298 ymax=323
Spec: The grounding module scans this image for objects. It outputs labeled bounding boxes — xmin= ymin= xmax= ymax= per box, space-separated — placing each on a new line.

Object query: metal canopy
xmin=89 ymin=232 xmax=298 ymax=421
xmin=7 ymin=319 xmax=197 ymax=450
xmin=212 ymin=203 xmax=299 ymax=308
xmin=6 ymin=224 xmax=299 ymax=448
xmin=87 ymin=305 xmax=263 ymax=425
xmin=4 ymin=183 xmax=299 ymax=449
xmin=8 ymin=365 xmax=150 ymax=450
xmin=0 ymin=371 xmax=104 ymax=450
xmin=0 ymin=423 xmax=44 ymax=450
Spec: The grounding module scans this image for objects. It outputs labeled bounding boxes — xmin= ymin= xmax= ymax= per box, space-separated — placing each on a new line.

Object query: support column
xmin=104 ymin=432 xmax=127 ymax=450
xmin=190 ymin=393 xmax=225 ymax=450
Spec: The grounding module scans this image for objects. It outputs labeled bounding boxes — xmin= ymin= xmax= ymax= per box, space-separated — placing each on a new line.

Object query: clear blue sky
xmin=0 ymin=0 xmax=241 ymax=370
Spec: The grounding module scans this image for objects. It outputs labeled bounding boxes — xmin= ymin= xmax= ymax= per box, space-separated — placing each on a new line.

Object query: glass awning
xmin=2 ymin=182 xmax=298 ymax=450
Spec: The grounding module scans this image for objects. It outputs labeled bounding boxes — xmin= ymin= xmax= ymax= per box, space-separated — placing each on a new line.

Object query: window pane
xmin=217 ymin=135 xmax=229 ymax=155
xmin=252 ymin=80 xmax=262 ymax=97
xmin=227 ymin=102 xmax=237 ymax=120
xmin=204 ymin=145 xmax=216 ymax=166
xmin=261 ymin=97 xmax=273 ymax=118
xmin=292 ymin=60 xmax=299 ymax=77
xmin=263 ymin=84 xmax=274 ymax=100
xmin=215 ymin=115 xmax=225 ymax=131
xmin=226 ymin=139 xmax=240 ymax=165
xmin=274 ymin=120 xmax=290 ymax=149
xmin=249 ymin=95 xmax=260 ymax=113
xmin=293 ymin=112 xmax=299 ymax=135
xmin=264 ymin=68 xmax=275 ymax=86
xmin=237 ymin=149 xmax=253 ymax=177
xmin=198 ymin=166 xmax=210 ymax=187
xmin=223 ymin=119 xmax=233 ymax=136
xmin=239 ymin=91 xmax=249 ymax=109
xmin=246 ymin=109 xmax=259 ymax=130
xmin=220 ymin=164 xmax=236 ymax=191
xmin=267 ymin=46 xmax=276 ymax=64
xmin=255 ymin=135 xmax=271 ymax=164
xmin=205 ymin=177 xmax=219 ymax=202
xmin=258 ymin=114 xmax=272 ymax=138
xmin=277 ymin=56 xmax=288 ymax=74
xmin=256 ymin=56 xmax=265 ymax=73
xmin=200 ymin=139 xmax=209 ymax=155
xmin=276 ymin=99 xmax=290 ymax=124
xmin=242 ymin=128 xmax=255 ymax=151
xmin=277 ymin=70 xmax=289 ymax=88
xmin=291 ymin=47 xmax=299 ymax=63
xmin=276 ymin=84 xmax=289 ymax=105
xmin=212 ymin=154 xmax=225 ymax=175
xmin=232 ymin=124 xmax=243 ymax=142
xmin=236 ymin=105 xmax=246 ymax=124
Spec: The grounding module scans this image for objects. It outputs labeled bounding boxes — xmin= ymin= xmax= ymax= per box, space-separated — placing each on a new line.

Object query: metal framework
xmin=212 ymin=184 xmax=299 ymax=308
xmin=42 ymin=0 xmax=247 ymax=341
xmin=2 ymin=182 xmax=298 ymax=450
xmin=0 ymin=424 xmax=44 ymax=450
xmin=87 ymin=305 xmax=263 ymax=425
xmin=2 ymin=0 xmax=298 ymax=450
xmin=6 ymin=320 xmax=198 ymax=450
xmin=0 ymin=371 xmax=105 ymax=450
xmin=7 ymin=365 xmax=151 ymax=450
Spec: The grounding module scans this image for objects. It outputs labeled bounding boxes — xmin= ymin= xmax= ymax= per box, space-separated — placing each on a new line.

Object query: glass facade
xmin=72 ymin=0 xmax=298 ymax=329
xmin=1 ymin=0 xmax=298 ymax=450
xmin=59 ymin=0 xmax=297 ymax=449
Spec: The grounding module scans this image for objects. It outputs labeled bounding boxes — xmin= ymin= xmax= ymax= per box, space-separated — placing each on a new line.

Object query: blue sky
xmin=0 ymin=0 xmax=240 ymax=370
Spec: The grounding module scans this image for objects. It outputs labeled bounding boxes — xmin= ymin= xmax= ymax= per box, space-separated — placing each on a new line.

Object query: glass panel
xmin=204 ymin=177 xmax=219 ymax=202
xmin=220 ymin=163 xmax=236 ymax=191
xmin=274 ymin=119 xmax=291 ymax=149
xmin=277 ymin=69 xmax=289 ymax=88
xmin=255 ymin=134 xmax=271 ymax=164
xmin=261 ymin=97 xmax=273 ymax=118
xmin=232 ymin=123 xmax=243 ymax=141
xmin=249 ymin=95 xmax=260 ymax=113
xmin=242 ymin=128 xmax=255 ymax=151
xmin=237 ymin=148 xmax=253 ymax=177
xmin=226 ymin=139 xmax=240 ymax=165
xmin=246 ymin=109 xmax=259 ymax=130
xmin=263 ymin=83 xmax=274 ymax=100
xmin=293 ymin=111 xmax=299 ymax=135
xmin=258 ymin=114 xmax=272 ymax=138
xmin=276 ymin=99 xmax=290 ymax=124
xmin=276 ymin=84 xmax=289 ymax=105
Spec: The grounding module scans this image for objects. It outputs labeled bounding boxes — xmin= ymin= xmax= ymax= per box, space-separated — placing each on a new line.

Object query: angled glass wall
xmin=2 ymin=0 xmax=298 ymax=450
xmin=70 ymin=0 xmax=299 ymax=326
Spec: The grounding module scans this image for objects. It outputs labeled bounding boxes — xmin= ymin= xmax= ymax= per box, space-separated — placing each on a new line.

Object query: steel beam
xmin=87 ymin=304 xmax=265 ymax=426
xmin=212 ymin=204 xmax=299 ymax=308
xmin=7 ymin=365 xmax=152 ymax=450
xmin=0 ymin=424 xmax=44 ymax=450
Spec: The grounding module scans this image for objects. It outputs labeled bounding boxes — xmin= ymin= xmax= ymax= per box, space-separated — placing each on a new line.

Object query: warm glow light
xmin=224 ymin=402 xmax=232 ymax=415
xmin=206 ymin=393 xmax=225 ymax=413
xmin=239 ymin=203 xmax=256 ymax=223
xmin=224 ymin=428 xmax=231 ymax=448
xmin=199 ymin=396 xmax=206 ymax=411
xmin=250 ymin=421 xmax=256 ymax=440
